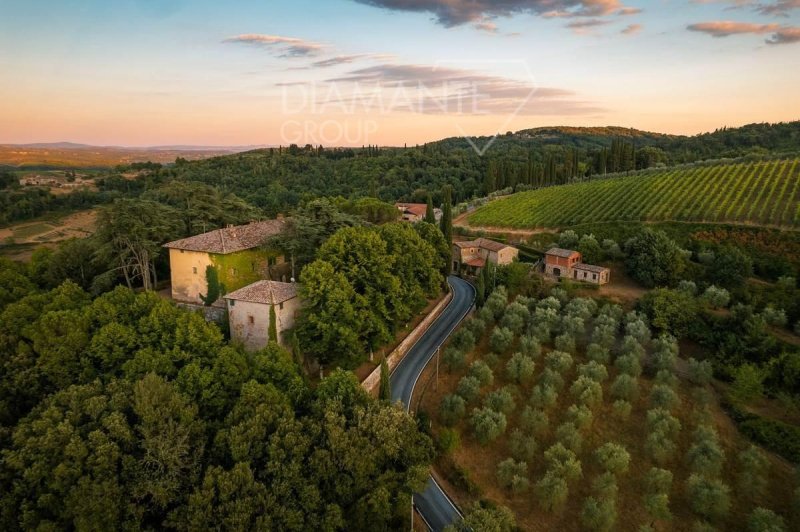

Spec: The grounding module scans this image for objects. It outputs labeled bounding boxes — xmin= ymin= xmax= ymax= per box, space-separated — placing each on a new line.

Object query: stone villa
xmin=544 ymin=248 xmax=610 ymax=285
xmin=395 ymin=202 xmax=442 ymax=223
xmin=452 ymin=237 xmax=519 ymax=275
xmin=224 ymin=280 xmax=300 ymax=351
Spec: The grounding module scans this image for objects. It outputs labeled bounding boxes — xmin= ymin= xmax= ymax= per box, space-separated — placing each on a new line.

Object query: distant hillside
xmin=467 ymin=158 xmax=800 ymax=229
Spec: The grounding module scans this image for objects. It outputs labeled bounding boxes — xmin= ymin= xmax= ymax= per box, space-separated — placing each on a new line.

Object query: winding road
xmin=390 ymin=275 xmax=476 ymax=531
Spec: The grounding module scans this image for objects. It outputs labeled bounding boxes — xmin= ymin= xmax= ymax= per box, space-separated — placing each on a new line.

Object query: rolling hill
xmin=467 ymin=159 xmax=800 ymax=230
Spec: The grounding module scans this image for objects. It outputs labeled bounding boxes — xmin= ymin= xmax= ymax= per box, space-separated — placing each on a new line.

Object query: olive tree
xmin=701 ymin=285 xmax=730 ymax=309
xmin=457 ymin=375 xmax=481 ymax=403
xmin=738 ymin=445 xmax=769 ymax=498
xmin=571 ymin=376 xmax=603 ymax=408
xmin=611 ymin=374 xmax=639 ymax=401
xmin=484 ymin=386 xmax=516 ymax=416
xmin=747 ymin=508 xmax=787 ymax=532
xmin=470 ymin=407 xmax=507 ymax=445
xmin=497 ymin=457 xmax=529 ymax=493
xmin=509 ymin=428 xmax=538 ymax=462
xmin=581 ymin=496 xmax=617 ymax=532
xmin=578 ymin=361 xmax=609 ymax=383
xmin=686 ymin=474 xmax=731 ymax=522
xmin=490 ymin=326 xmax=515 ymax=354
xmin=594 ymin=442 xmax=631 ymax=475
xmin=688 ymin=358 xmax=714 ymax=387
xmin=442 ymin=347 xmax=466 ymax=372
xmin=439 ymin=394 xmax=466 ymax=426
xmin=468 ymin=360 xmax=494 ymax=387
xmin=506 ymin=352 xmax=536 ymax=384
xmin=520 ymin=406 xmax=549 ymax=437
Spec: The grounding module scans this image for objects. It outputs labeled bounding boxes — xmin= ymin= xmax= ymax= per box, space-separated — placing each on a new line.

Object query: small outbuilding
xmin=224 ymin=280 xmax=300 ymax=351
xmin=544 ymin=247 xmax=610 ymax=285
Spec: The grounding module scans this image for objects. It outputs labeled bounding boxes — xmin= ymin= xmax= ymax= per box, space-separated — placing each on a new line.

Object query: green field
xmin=468 ymin=159 xmax=800 ymax=229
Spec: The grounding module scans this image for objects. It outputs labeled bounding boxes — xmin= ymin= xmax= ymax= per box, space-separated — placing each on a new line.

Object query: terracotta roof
xmin=474 ymin=237 xmax=510 ymax=252
xmin=546 ymin=247 xmax=581 ymax=258
xmin=573 ymin=263 xmax=609 ymax=273
xmin=223 ymin=280 xmax=298 ymax=305
xmin=464 ymin=256 xmax=486 ymax=268
xmin=454 ymin=241 xmax=477 ymax=249
xmin=164 ymin=220 xmax=286 ymax=254
xmin=396 ymin=203 xmax=427 ymax=217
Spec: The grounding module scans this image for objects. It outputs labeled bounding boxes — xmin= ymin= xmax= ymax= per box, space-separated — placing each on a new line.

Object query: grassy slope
xmin=468 ymin=159 xmax=800 ymax=230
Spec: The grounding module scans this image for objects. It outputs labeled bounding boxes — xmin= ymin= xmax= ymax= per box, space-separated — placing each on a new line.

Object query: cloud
xmin=310 ymin=54 xmax=394 ymax=68
xmin=617 ymin=7 xmax=642 ymax=14
xmin=755 ymin=0 xmax=800 ymax=16
xmin=352 ymin=0 xmax=637 ymax=26
xmin=621 ymin=23 xmax=642 ymax=34
xmin=223 ymin=34 xmax=326 ymax=57
xmin=474 ymin=20 xmax=499 ymax=33
xmin=687 ymin=20 xmax=800 ymax=43
xmin=321 ymin=62 xmax=604 ymax=116
xmin=566 ymin=18 xmax=610 ymax=34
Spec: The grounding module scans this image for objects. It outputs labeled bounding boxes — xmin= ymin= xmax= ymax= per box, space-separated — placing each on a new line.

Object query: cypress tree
xmin=440 ymin=185 xmax=453 ymax=245
xmin=269 ymin=305 xmax=278 ymax=343
xmin=476 ymin=268 xmax=486 ymax=307
xmin=379 ymin=358 xmax=391 ymax=402
xmin=425 ymin=194 xmax=436 ymax=224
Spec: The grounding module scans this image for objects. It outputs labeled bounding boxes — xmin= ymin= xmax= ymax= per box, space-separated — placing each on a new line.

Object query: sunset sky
xmin=0 ymin=0 xmax=798 ymax=147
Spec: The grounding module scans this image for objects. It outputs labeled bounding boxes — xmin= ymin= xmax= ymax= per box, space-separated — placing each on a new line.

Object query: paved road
xmin=390 ymin=275 xmax=475 ymax=531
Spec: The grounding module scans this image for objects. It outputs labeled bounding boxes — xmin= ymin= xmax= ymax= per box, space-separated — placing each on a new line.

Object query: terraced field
xmin=468 ymin=159 xmax=800 ymax=229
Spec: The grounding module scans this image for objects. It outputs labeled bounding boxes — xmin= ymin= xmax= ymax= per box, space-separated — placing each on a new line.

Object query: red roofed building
xmin=395 ymin=202 xmax=442 ymax=223
xmin=452 ymin=237 xmax=519 ymax=275
xmin=224 ymin=280 xmax=300 ymax=350
xmin=544 ymin=248 xmax=610 ymax=285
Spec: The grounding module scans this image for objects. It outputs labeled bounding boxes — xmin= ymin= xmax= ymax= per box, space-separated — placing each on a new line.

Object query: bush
xmin=470 ymin=407 xmax=507 ymax=445
xmin=639 ymin=288 xmax=699 ymax=338
xmin=578 ymin=361 xmax=609 ymax=383
xmin=701 ymin=285 xmax=730 ymax=309
xmin=520 ymin=406 xmax=549 ymax=437
xmin=535 ymin=472 xmax=569 ymax=512
xmin=650 ymin=384 xmax=679 ymax=410
xmin=737 ymin=414 xmax=800 ymax=463
xmin=490 ymin=327 xmax=514 ymax=354
xmin=594 ymin=442 xmax=631 ymax=475
xmin=485 ymin=386 xmax=516 ymax=416
xmin=442 ymin=347 xmax=466 ymax=372
xmin=611 ymin=374 xmax=639 ymax=401
xmin=439 ymin=394 xmax=467 ymax=426
xmin=571 ymin=376 xmax=603 ymax=407
xmin=688 ymin=358 xmax=714 ymax=386
xmin=686 ymin=474 xmax=731 ymax=522
xmin=612 ymin=400 xmax=632 ymax=419
xmin=509 ymin=428 xmax=538 ymax=462
xmin=497 ymin=457 xmax=529 ymax=492
xmin=647 ymin=408 xmax=682 ymax=438
xmin=519 ymin=335 xmax=541 ymax=358
xmin=587 ymin=343 xmax=611 ymax=364
xmin=506 ymin=352 xmax=536 ymax=384
xmin=469 ymin=360 xmax=494 ymax=387
xmin=545 ymin=350 xmax=574 ymax=374
xmin=457 ymin=375 xmax=481 ymax=403
xmin=747 ymin=508 xmax=787 ymax=532
xmin=555 ymin=422 xmax=583 ymax=453
xmin=501 ymin=301 xmax=529 ymax=334
xmin=438 ymin=428 xmax=460 ymax=454
xmin=554 ymin=333 xmax=577 ymax=354
xmin=581 ymin=496 xmax=617 ymax=532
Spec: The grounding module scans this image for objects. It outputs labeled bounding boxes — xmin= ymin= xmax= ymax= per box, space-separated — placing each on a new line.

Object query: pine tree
xmin=425 ymin=194 xmax=436 ymax=224
xmin=269 ymin=304 xmax=278 ymax=343
xmin=379 ymin=358 xmax=391 ymax=402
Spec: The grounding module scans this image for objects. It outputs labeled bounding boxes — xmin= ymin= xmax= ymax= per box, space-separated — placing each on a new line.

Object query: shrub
xmin=686 ymin=474 xmax=731 ymax=522
xmin=747 ymin=508 xmax=787 ymax=532
xmin=578 ymin=361 xmax=609 ymax=383
xmin=490 ymin=327 xmax=514 ymax=354
xmin=519 ymin=335 xmax=541 ymax=358
xmin=478 ymin=305 xmax=495 ymax=324
xmin=612 ymin=400 xmax=632 ymax=419
xmin=506 ymin=352 xmax=536 ymax=384
xmin=566 ymin=404 xmax=593 ymax=431
xmin=537 ymin=295 xmax=561 ymax=312
xmin=529 ymin=384 xmax=559 ymax=409
xmin=581 ymin=496 xmax=617 ymax=532
xmin=565 ymin=297 xmax=597 ymax=321
xmin=550 ymin=287 xmax=569 ymax=304
xmin=611 ymin=374 xmax=639 ymax=401
xmin=438 ymin=428 xmax=460 ymax=454
xmin=536 ymin=472 xmax=569 ymax=512
xmin=469 ymin=360 xmax=494 ymax=387
xmin=520 ymin=406 xmax=549 ymax=437
xmin=457 ymin=375 xmax=481 ymax=403
xmin=485 ymin=386 xmax=516 ymax=416
xmin=555 ymin=422 xmax=583 ymax=453
xmin=737 ymin=415 xmax=800 ymax=463
xmin=545 ymin=350 xmax=573 ymax=374
xmin=554 ymin=333 xmax=577 ymax=354
xmin=470 ymin=407 xmax=507 ymax=445
xmin=688 ymin=358 xmax=714 ymax=386
xmin=571 ymin=376 xmax=603 ymax=407
xmin=587 ymin=343 xmax=611 ymax=364
xmin=439 ymin=394 xmax=467 ymax=426
xmin=497 ymin=458 xmax=529 ymax=492
xmin=650 ymin=384 xmax=679 ymax=410
xmin=701 ymin=285 xmax=730 ymax=309
xmin=594 ymin=442 xmax=631 ymax=475
xmin=529 ymin=322 xmax=552 ymax=344
xmin=509 ymin=428 xmax=538 ymax=462
xmin=615 ymin=353 xmax=642 ymax=377
xmin=737 ymin=445 xmax=769 ymax=497
xmin=442 ymin=347 xmax=466 ymax=372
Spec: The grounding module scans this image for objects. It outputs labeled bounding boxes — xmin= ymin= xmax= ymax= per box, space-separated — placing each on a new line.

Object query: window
xmin=229 ymin=300 xmax=235 ymax=307
xmin=192 ymin=267 xmax=197 ymax=274
xmin=279 ymin=302 xmax=284 ymax=310
xmin=251 ymin=262 xmax=256 ymax=272
xmin=231 ymin=268 xmax=238 ymax=276
xmin=180 ymin=249 xmax=185 ymax=254
xmin=593 ymin=273 xmax=597 ymax=280
xmin=248 ymin=315 xmax=254 ymax=324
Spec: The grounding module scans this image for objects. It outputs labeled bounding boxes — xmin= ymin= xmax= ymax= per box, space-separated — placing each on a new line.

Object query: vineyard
xmin=467 ymin=159 xmax=800 ymax=229
xmin=423 ymin=288 xmax=797 ymax=531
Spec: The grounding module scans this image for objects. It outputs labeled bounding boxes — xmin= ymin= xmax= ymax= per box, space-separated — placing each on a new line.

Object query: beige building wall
xmin=169 ymin=249 xmax=212 ymax=305
xmin=496 ymin=247 xmax=519 ymax=265
xmin=227 ymin=296 xmax=301 ymax=351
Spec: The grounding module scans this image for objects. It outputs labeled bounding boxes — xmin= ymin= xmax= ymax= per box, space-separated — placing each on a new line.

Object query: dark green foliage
xmin=686 ymin=474 xmax=731 ymax=522
xmin=624 ymin=229 xmax=688 ymax=288
xmin=379 ymin=358 xmax=390 ymax=402
xmin=440 ymin=394 xmax=467 ymax=426
xmin=200 ymin=266 xmax=224 ymax=306
xmin=268 ymin=304 xmax=278 ymax=343
xmin=425 ymin=194 xmax=436 ymax=224
xmin=445 ymin=501 xmax=516 ymax=532
xmin=440 ymin=185 xmax=453 ymax=244
xmin=639 ymin=288 xmax=699 ymax=338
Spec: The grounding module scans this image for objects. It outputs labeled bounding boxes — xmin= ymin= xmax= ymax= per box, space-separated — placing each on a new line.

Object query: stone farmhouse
xmin=224 ymin=280 xmax=300 ymax=351
xmin=544 ymin=248 xmax=610 ymax=285
xmin=395 ymin=202 xmax=442 ymax=223
xmin=452 ymin=237 xmax=519 ymax=276
xmin=163 ymin=220 xmax=298 ymax=347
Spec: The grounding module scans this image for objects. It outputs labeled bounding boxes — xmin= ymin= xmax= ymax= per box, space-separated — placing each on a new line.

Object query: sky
xmin=0 ymin=0 xmax=798 ymax=147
